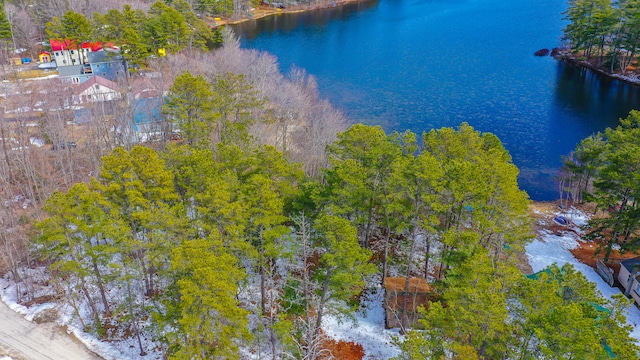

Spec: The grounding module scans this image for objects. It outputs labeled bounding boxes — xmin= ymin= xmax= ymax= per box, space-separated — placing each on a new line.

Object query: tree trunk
xmin=424 ymin=236 xmax=431 ymax=279
xmin=382 ymin=226 xmax=391 ymax=282
xmin=400 ymin=212 xmax=420 ymax=334
xmin=125 ymin=277 xmax=146 ymax=356
xmin=80 ymin=282 xmax=100 ymax=328
xmin=91 ymin=257 xmax=111 ymax=316
xmin=314 ymin=267 xmax=332 ymax=342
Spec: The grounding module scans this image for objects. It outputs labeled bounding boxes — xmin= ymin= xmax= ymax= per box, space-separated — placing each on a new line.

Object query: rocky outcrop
xmin=534 ymin=48 xmax=550 ymax=56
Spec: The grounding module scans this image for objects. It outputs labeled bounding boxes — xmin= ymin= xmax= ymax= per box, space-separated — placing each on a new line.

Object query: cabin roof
xmin=383 ymin=277 xmax=432 ymax=293
xmin=621 ymin=257 xmax=640 ymax=271
xmin=76 ymin=75 xmax=119 ymax=94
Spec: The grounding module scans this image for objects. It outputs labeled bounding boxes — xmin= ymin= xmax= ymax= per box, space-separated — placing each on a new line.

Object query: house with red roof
xmin=50 ymin=39 xmax=127 ymax=84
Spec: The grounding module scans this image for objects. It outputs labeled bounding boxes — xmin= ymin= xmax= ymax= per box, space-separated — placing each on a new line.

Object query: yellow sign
xmin=158 ymin=48 xmax=166 ymax=57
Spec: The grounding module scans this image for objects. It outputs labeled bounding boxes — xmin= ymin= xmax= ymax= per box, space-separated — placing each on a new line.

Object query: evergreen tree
xmin=46 ymin=11 xmax=91 ymax=43
xmin=35 ymin=183 xmax=122 ymax=333
xmin=584 ymin=111 xmax=640 ymax=260
xmin=146 ymin=1 xmax=191 ymax=53
xmin=164 ymin=71 xmax=215 ymax=147
xmin=167 ymin=236 xmax=250 ymax=359
xmin=0 ymin=0 xmax=12 ymax=43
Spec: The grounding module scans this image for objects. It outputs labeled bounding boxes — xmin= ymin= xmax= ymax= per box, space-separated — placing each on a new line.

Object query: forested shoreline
xmin=560 ymin=0 xmax=640 ymax=83
xmin=1 ymin=0 xmax=640 ymax=359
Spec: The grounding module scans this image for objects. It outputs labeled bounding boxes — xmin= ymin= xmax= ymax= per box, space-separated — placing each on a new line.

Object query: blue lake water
xmin=232 ymin=0 xmax=640 ymax=200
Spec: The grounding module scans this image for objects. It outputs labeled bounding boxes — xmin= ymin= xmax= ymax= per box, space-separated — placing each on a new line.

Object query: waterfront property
xmin=618 ymin=257 xmax=640 ymax=305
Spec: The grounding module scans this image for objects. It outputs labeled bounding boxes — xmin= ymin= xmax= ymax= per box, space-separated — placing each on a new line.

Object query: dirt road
xmin=0 ymin=300 xmax=102 ymax=360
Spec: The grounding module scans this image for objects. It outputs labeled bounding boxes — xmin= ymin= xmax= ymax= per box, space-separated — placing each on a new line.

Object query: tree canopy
xmin=31 ymin=113 xmax=637 ymax=358
xmin=562 ymin=110 xmax=640 ymax=261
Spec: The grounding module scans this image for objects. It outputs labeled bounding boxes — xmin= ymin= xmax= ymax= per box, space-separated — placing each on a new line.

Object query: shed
xmin=39 ymin=51 xmax=52 ymax=63
xmin=383 ymin=277 xmax=434 ymax=329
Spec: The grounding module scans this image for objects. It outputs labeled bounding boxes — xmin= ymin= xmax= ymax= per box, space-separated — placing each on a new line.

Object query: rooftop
xmin=383 ymin=277 xmax=432 ymax=293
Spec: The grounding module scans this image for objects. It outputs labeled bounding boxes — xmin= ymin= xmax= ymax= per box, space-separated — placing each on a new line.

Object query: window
xmin=70 ymin=50 xmax=74 ymax=54
xmin=94 ymin=84 xmax=99 ymax=90
xmin=102 ymin=72 xmax=106 ymax=76
xmin=72 ymin=77 xmax=79 ymax=83
xmin=96 ymin=64 xmax=100 ymax=68
xmin=108 ymin=63 xmax=112 ymax=68
xmin=55 ymin=52 xmax=59 ymax=56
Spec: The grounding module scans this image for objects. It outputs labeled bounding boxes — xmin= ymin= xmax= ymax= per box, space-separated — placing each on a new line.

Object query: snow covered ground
xmin=0 ymin=273 xmax=157 ymax=360
xmin=324 ymin=206 xmax=640 ymax=358
xmin=526 ymin=207 xmax=640 ymax=340
xmin=2 ymin=205 xmax=640 ymax=359
xmin=323 ymin=286 xmax=401 ymax=359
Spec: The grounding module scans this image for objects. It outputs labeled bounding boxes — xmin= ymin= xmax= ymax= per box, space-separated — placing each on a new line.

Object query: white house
xmin=74 ymin=75 xmax=121 ymax=104
xmin=618 ymin=257 xmax=640 ymax=304
xmin=50 ymin=39 xmax=96 ymax=66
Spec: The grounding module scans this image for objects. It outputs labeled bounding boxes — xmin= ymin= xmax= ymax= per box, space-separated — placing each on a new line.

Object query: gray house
xmin=87 ymin=51 xmax=127 ymax=82
xmin=618 ymin=257 xmax=640 ymax=305
xmin=58 ymin=64 xmax=92 ymax=84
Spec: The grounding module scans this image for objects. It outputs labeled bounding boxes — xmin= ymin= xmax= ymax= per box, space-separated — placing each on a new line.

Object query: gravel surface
xmin=0 ymin=300 xmax=102 ymax=360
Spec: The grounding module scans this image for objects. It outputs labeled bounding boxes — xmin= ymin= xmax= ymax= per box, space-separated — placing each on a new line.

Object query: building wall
xmin=384 ymin=291 xmax=430 ymax=329
xmin=618 ymin=265 xmax=640 ymax=305
xmin=39 ymin=53 xmax=51 ymax=63
xmin=76 ymin=85 xmax=121 ymax=104
xmin=53 ymin=49 xmax=82 ymax=66
xmin=90 ymin=61 xmax=126 ymax=82
xmin=618 ymin=265 xmax=631 ymax=290
xmin=61 ymin=74 xmax=92 ymax=84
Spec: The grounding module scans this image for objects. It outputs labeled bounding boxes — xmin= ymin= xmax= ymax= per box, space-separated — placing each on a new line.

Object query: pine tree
xmin=35 ymin=183 xmax=123 ymax=333
xmin=167 ymin=236 xmax=250 ymax=359
xmin=164 ymin=72 xmax=215 ymax=148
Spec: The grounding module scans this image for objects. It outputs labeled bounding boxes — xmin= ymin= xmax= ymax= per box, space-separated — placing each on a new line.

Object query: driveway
xmin=0 ymin=300 xmax=102 ymax=360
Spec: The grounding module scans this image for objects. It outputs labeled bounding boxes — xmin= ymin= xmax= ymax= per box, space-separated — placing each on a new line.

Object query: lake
xmin=232 ymin=0 xmax=640 ymax=200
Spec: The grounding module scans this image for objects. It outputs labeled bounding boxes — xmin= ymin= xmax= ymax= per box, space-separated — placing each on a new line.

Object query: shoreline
xmin=212 ymin=0 xmax=367 ymax=26
xmin=553 ymin=50 xmax=640 ymax=87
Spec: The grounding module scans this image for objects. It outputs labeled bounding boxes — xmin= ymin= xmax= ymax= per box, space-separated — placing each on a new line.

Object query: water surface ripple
xmin=233 ymin=0 xmax=640 ymax=200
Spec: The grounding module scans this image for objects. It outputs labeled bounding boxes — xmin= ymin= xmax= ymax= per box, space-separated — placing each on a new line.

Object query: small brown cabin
xmin=383 ymin=277 xmax=433 ymax=329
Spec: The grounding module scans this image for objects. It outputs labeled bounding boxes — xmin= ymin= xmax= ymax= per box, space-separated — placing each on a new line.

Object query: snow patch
xmin=322 ymin=286 xmax=401 ymax=359
xmin=526 ymin=207 xmax=640 ymax=341
xmin=0 ymin=270 xmax=163 ymax=360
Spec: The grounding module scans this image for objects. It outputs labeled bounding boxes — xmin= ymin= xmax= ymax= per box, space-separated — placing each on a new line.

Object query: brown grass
xmin=318 ymin=333 xmax=365 ymax=360
xmin=6 ymin=69 xmax=58 ymax=80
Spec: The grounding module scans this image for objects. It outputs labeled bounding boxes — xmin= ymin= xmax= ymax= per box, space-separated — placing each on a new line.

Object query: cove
xmin=232 ymin=0 xmax=640 ymax=201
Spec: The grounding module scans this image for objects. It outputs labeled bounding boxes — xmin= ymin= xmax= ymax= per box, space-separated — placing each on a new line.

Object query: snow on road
xmin=0 ymin=299 xmax=102 ymax=360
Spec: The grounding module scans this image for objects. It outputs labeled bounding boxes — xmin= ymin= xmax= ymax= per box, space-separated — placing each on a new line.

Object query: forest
xmin=560 ymin=111 xmax=640 ymax=263
xmin=18 ymin=108 xmax=640 ymax=360
xmin=0 ymin=0 xmax=640 ymax=359
xmin=563 ymin=0 xmax=640 ymax=75
xmin=0 ymin=0 xmax=337 ymax=60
